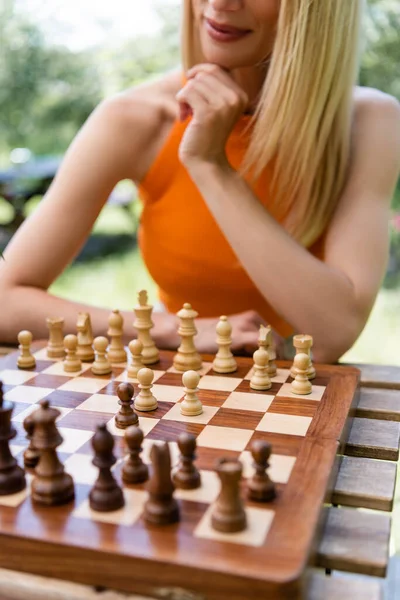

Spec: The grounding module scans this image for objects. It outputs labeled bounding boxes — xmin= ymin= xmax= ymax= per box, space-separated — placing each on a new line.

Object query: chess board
xmin=0 ymin=344 xmax=360 ymax=600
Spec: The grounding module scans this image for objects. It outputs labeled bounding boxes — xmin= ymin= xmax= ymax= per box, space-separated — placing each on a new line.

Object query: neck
xmin=230 ymin=63 xmax=269 ymax=115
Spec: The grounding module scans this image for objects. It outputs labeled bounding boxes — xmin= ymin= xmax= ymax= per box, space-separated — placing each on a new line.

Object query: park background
xmin=0 ymin=0 xmax=399 ymax=364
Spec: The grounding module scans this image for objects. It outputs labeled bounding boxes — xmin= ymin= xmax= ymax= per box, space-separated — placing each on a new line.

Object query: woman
xmin=0 ymin=0 xmax=399 ymax=362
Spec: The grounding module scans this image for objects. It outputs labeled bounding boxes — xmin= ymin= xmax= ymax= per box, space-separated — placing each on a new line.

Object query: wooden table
xmin=0 ymin=345 xmax=398 ymax=600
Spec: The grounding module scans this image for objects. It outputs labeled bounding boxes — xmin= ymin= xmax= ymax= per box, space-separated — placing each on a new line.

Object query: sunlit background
xmin=0 ymin=0 xmax=399 ymax=364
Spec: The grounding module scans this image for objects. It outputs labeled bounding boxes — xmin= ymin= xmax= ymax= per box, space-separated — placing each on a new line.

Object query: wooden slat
xmin=307 ymin=571 xmax=382 ymax=600
xmin=317 ymin=507 xmax=391 ymax=577
xmin=357 ymin=388 xmax=400 ymax=421
xmin=0 ymin=568 xmax=155 ymax=600
xmin=332 ymin=456 xmax=397 ymax=511
xmin=345 ymin=418 xmax=400 ymax=461
xmin=348 ymin=363 xmax=400 ymax=390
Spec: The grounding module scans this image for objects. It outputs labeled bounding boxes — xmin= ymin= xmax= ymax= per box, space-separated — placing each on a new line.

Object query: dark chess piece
xmin=0 ymin=382 xmax=26 ymax=495
xmin=89 ymin=423 xmax=124 ymax=512
xmin=122 ymin=426 xmax=149 ymax=485
xmin=247 ymin=440 xmax=276 ymax=503
xmin=144 ymin=442 xmax=180 ymax=526
xmin=31 ymin=399 xmax=74 ymax=505
xmin=211 ymin=458 xmax=247 ymax=533
xmin=115 ymin=382 xmax=138 ymax=429
xmin=172 ymin=432 xmax=201 ymax=490
xmin=23 ymin=412 xmax=40 ymax=469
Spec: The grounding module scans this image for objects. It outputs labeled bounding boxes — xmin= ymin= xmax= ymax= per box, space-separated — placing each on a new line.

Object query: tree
xmin=0 ymin=0 xmax=102 ymax=157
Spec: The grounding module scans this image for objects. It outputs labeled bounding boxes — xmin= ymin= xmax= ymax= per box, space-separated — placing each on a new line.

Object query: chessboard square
xmin=58 ymin=378 xmax=111 ymax=394
xmin=256 ymin=413 xmax=312 ymax=437
xmin=167 ymin=362 xmax=213 ymax=376
xmin=222 ymin=391 xmax=274 ymax=413
xmin=41 ymin=362 xmax=92 ymax=378
xmin=197 ymin=425 xmax=253 ymax=452
xmin=208 ymin=408 xmax=263 ymax=431
xmin=239 ymin=450 xmax=296 ymax=484
xmin=0 ymin=370 xmax=38 ymax=385
xmin=76 ymin=394 xmax=120 ymax=414
xmin=73 ymin=488 xmax=147 ymax=526
xmin=198 ymin=376 xmax=242 ymax=392
xmin=58 ymin=428 xmax=94 ymax=453
xmin=174 ymin=470 xmax=220 ymax=503
xmin=5 ymin=386 xmax=54 ymax=405
xmin=106 ymin=416 xmax=160 ymax=438
xmin=276 ymin=382 xmax=326 ymax=402
xmin=58 ymin=410 xmax=115 ymax=431
xmin=194 ymin=504 xmax=274 ymax=547
xmin=152 ymin=384 xmax=185 ymax=404
xmin=197 ymin=447 xmax=240 ymax=471
xmin=65 ymin=453 xmax=98 ymax=485
xmin=115 ymin=369 xmax=165 ymax=384
xmin=14 ymin=405 xmax=72 ymax=423
xmin=146 ymin=420 xmax=205 ymax=443
xmin=162 ymin=403 xmax=219 ymax=425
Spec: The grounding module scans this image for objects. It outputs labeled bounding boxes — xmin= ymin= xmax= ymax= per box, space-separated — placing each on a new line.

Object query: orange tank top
xmin=138 ymin=115 xmax=324 ymax=338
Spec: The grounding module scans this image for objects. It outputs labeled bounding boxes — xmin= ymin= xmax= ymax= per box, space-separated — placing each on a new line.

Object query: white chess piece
xmin=107 ymin=309 xmax=127 ymax=364
xmin=63 ymin=334 xmax=82 ymax=373
xmin=127 ymin=339 xmax=144 ymax=379
xmin=212 ymin=316 xmax=237 ymax=374
xmin=46 ymin=317 xmax=65 ymax=358
xmin=290 ymin=334 xmax=316 ymax=380
xmin=76 ymin=312 xmax=95 ymax=362
xmin=17 ymin=330 xmax=36 ymax=370
xmin=291 ymin=353 xmax=312 ymax=395
xmin=133 ymin=290 xmax=159 ymax=365
xmin=134 ymin=368 xmax=158 ymax=411
xmin=250 ymin=347 xmax=271 ymax=390
xmin=173 ymin=303 xmax=202 ymax=372
xmin=180 ymin=371 xmax=203 ymax=416
xmin=91 ymin=337 xmax=112 ymax=376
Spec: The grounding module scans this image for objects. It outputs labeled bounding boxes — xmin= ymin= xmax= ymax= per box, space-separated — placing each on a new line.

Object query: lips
xmin=205 ymin=18 xmax=252 ymax=35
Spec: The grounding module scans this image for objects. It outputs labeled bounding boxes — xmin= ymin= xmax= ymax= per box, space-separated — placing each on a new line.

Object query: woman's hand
xmin=176 ymin=64 xmax=248 ymax=170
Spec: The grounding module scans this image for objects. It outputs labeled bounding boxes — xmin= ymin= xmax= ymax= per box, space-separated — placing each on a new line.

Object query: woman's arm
xmin=182 ymin=87 xmax=400 ymax=362
xmin=0 ymin=83 xmax=176 ymax=345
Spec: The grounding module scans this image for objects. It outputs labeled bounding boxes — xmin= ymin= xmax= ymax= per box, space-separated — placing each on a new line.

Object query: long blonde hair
xmin=182 ymin=0 xmax=363 ymax=247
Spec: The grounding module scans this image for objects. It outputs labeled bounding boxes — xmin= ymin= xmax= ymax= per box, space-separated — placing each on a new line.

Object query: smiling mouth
xmin=205 ymin=19 xmax=253 ymax=42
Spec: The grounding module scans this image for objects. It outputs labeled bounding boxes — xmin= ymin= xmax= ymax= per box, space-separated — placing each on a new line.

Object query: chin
xmin=200 ymin=45 xmax=258 ymax=70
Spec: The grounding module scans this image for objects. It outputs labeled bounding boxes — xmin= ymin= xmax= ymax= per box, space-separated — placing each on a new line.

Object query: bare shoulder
xmin=97 ymin=70 xmax=182 ymax=182
xmin=353 ymin=86 xmax=400 ymax=127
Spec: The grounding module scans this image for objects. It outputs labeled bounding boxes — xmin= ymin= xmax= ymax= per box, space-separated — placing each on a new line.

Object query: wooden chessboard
xmin=0 ymin=344 xmax=360 ymax=600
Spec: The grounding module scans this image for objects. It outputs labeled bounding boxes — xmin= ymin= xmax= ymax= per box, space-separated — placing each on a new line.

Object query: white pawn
xmin=107 ymin=309 xmax=127 ymax=364
xmin=212 ymin=316 xmax=237 ymax=374
xmin=291 ymin=353 xmax=312 ymax=395
xmin=91 ymin=337 xmax=112 ymax=376
xmin=180 ymin=371 xmax=203 ymax=417
xmin=17 ymin=330 xmax=36 ymax=370
xmin=134 ymin=368 xmax=158 ymax=412
xmin=127 ymin=339 xmax=144 ymax=379
xmin=250 ymin=348 xmax=272 ymax=391
xmin=63 ymin=334 xmax=82 ymax=373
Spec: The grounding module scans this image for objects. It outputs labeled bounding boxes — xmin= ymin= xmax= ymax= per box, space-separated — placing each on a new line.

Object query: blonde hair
xmin=182 ymin=0 xmax=363 ymax=247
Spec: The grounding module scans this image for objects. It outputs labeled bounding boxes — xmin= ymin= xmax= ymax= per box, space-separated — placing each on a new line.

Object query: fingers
xmin=176 ymin=81 xmax=211 ymax=121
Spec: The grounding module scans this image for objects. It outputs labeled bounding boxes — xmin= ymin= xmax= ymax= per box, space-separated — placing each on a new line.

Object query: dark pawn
xmin=90 ymin=423 xmax=124 ymax=512
xmin=31 ymin=400 xmax=74 ymax=506
xmin=144 ymin=442 xmax=179 ymax=526
xmin=122 ymin=426 xmax=148 ymax=485
xmin=0 ymin=382 xmax=26 ymax=496
xmin=115 ymin=383 xmax=138 ymax=430
xmin=23 ymin=412 xmax=40 ymax=469
xmin=211 ymin=458 xmax=246 ymax=534
xmin=173 ymin=432 xmax=201 ymax=490
xmin=247 ymin=440 xmax=276 ymax=503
